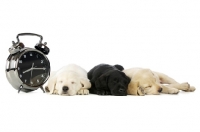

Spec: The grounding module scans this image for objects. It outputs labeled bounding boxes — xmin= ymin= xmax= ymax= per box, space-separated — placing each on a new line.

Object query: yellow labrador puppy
xmin=123 ymin=68 xmax=196 ymax=95
xmin=45 ymin=64 xmax=91 ymax=96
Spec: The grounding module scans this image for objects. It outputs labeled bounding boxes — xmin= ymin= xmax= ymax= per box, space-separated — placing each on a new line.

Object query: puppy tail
xmin=114 ymin=64 xmax=124 ymax=71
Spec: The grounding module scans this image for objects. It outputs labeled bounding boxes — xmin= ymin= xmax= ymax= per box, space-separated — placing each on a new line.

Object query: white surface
xmin=0 ymin=0 xmax=200 ymax=132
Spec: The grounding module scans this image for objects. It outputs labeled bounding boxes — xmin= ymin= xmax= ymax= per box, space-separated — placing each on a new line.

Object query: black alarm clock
xmin=5 ymin=33 xmax=50 ymax=93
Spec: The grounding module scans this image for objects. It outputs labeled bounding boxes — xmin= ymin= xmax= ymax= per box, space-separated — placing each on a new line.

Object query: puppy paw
xmin=168 ymin=88 xmax=179 ymax=94
xmin=77 ymin=88 xmax=89 ymax=95
xmin=183 ymin=86 xmax=196 ymax=92
xmin=97 ymin=90 xmax=111 ymax=95
xmin=180 ymin=82 xmax=190 ymax=90
xmin=52 ymin=89 xmax=59 ymax=95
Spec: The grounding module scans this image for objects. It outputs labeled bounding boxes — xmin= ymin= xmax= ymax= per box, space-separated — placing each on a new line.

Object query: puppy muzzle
xmin=111 ymin=88 xmax=127 ymax=96
xmin=61 ymin=86 xmax=69 ymax=95
xmin=158 ymin=88 xmax=162 ymax=93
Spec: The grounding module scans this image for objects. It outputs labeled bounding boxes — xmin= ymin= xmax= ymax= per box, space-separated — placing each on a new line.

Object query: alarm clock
xmin=5 ymin=33 xmax=50 ymax=93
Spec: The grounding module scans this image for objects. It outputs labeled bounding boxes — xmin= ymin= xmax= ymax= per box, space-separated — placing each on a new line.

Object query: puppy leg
xmin=77 ymin=88 xmax=89 ymax=95
xmin=167 ymin=82 xmax=190 ymax=91
xmin=155 ymin=72 xmax=195 ymax=92
xmin=183 ymin=86 xmax=196 ymax=92
xmin=163 ymin=82 xmax=194 ymax=92
xmin=88 ymin=86 xmax=97 ymax=94
xmin=154 ymin=72 xmax=178 ymax=84
xmin=52 ymin=89 xmax=58 ymax=95
xmin=96 ymin=90 xmax=111 ymax=95
xmin=161 ymin=85 xmax=179 ymax=94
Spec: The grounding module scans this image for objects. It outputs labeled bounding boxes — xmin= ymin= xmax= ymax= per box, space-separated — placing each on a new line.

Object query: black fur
xmin=88 ymin=64 xmax=130 ymax=96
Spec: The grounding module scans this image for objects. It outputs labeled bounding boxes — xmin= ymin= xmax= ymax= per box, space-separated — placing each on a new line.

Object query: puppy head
xmin=46 ymin=72 xmax=90 ymax=96
xmin=95 ymin=70 xmax=130 ymax=96
xmin=129 ymin=69 xmax=162 ymax=95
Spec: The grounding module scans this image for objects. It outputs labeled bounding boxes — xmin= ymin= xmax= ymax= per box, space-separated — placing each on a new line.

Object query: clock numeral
xmin=41 ymin=60 xmax=43 ymax=63
xmin=31 ymin=81 xmax=33 ymax=84
xmin=25 ymin=79 xmax=27 ymax=83
xmin=41 ymin=74 xmax=44 ymax=78
xmin=37 ymin=79 xmax=39 ymax=83
xmin=18 ymin=67 xmax=20 ymax=70
xmin=24 ymin=55 xmax=26 ymax=58
xmin=30 ymin=53 xmax=32 ymax=56
xmin=19 ymin=60 xmax=22 ymax=63
xmin=20 ymin=74 xmax=22 ymax=78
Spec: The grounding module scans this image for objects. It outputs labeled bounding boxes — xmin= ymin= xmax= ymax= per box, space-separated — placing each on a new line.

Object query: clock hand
xmin=23 ymin=63 xmax=34 ymax=74
xmin=23 ymin=68 xmax=32 ymax=74
xmin=31 ymin=63 xmax=34 ymax=76
xmin=23 ymin=67 xmax=46 ymax=74
xmin=31 ymin=68 xmax=46 ymax=70
xmin=30 ymin=63 xmax=34 ymax=84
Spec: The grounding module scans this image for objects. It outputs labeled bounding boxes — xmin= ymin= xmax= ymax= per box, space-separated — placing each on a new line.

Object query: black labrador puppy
xmin=88 ymin=64 xmax=131 ymax=96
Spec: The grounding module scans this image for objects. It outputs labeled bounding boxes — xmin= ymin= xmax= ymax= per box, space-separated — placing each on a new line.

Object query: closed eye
xmin=113 ymin=79 xmax=118 ymax=83
xmin=144 ymin=86 xmax=151 ymax=89
xmin=123 ymin=81 xmax=127 ymax=84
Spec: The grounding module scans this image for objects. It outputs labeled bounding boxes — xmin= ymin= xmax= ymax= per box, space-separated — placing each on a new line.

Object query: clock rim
xmin=16 ymin=48 xmax=50 ymax=87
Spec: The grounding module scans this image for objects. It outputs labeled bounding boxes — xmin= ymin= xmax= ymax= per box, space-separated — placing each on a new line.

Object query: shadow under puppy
xmin=123 ymin=68 xmax=196 ymax=96
xmin=88 ymin=64 xmax=130 ymax=96
xmin=45 ymin=64 xmax=91 ymax=96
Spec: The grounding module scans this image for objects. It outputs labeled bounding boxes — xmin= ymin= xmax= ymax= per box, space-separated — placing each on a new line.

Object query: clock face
xmin=17 ymin=51 xmax=50 ymax=87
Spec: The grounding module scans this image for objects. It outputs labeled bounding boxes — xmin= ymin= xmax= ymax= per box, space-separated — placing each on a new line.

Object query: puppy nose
xmin=158 ymin=88 xmax=162 ymax=93
xmin=119 ymin=88 xmax=124 ymax=92
xmin=62 ymin=86 xmax=69 ymax=92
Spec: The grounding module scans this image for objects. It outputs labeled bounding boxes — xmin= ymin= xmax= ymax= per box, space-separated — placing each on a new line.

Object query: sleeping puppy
xmin=88 ymin=64 xmax=131 ymax=96
xmin=45 ymin=64 xmax=91 ymax=96
xmin=123 ymin=68 xmax=196 ymax=95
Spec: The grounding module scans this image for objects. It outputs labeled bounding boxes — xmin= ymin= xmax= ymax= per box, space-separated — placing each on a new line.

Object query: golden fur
xmin=123 ymin=68 xmax=196 ymax=95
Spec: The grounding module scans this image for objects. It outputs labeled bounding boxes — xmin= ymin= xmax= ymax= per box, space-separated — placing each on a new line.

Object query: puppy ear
xmin=127 ymin=80 xmax=145 ymax=96
xmin=95 ymin=74 xmax=108 ymax=89
xmin=137 ymin=87 xmax=145 ymax=96
xmin=44 ymin=86 xmax=50 ymax=93
xmin=47 ymin=75 xmax=57 ymax=94
xmin=125 ymin=76 xmax=131 ymax=83
xmin=114 ymin=64 xmax=124 ymax=71
xmin=80 ymin=78 xmax=91 ymax=89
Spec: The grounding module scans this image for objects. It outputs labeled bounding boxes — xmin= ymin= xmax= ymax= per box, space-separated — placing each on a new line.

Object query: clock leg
xmin=39 ymin=86 xmax=45 ymax=93
xmin=18 ymin=85 xmax=45 ymax=93
xmin=18 ymin=85 xmax=23 ymax=93
xmin=18 ymin=85 xmax=35 ymax=93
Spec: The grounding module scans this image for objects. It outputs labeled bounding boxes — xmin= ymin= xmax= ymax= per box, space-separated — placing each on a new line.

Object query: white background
xmin=0 ymin=0 xmax=200 ymax=132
